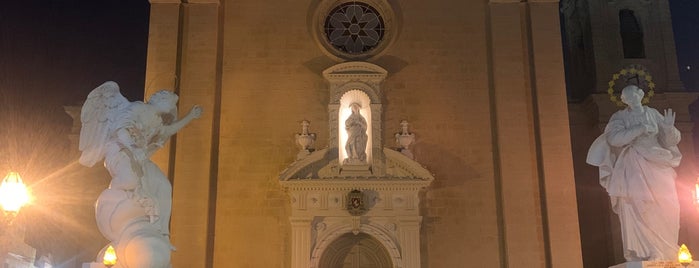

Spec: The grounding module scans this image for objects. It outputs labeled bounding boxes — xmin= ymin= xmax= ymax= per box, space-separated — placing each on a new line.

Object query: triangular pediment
xmin=279 ymin=147 xmax=433 ymax=183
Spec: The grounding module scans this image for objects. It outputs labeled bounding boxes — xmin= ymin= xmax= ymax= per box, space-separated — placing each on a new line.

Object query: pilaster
xmin=398 ymin=216 xmax=421 ymax=268
xmin=489 ymin=1 xmax=547 ymax=267
xmin=147 ymin=1 xmax=222 ymax=267
xmin=488 ymin=0 xmax=583 ymax=267
xmin=145 ymin=0 xmax=181 ymax=185
xmin=528 ymin=2 xmax=584 ymax=267
xmin=290 ymin=217 xmax=313 ymax=268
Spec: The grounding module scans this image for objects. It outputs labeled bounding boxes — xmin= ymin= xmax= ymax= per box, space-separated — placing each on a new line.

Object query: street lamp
xmin=102 ymin=245 xmax=117 ymax=267
xmin=0 ymin=171 xmax=31 ymax=224
xmin=0 ymin=171 xmax=31 ymax=267
xmin=679 ymin=244 xmax=693 ymax=268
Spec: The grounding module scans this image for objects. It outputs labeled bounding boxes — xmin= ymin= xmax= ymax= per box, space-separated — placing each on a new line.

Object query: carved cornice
xmin=323 ymin=61 xmax=388 ymax=84
xmin=279 ymin=148 xmax=434 ymax=182
xmin=279 ymin=179 xmax=431 ymax=192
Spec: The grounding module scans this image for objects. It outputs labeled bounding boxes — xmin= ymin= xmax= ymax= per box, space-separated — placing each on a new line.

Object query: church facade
xmin=144 ymin=0 xmax=582 ymax=267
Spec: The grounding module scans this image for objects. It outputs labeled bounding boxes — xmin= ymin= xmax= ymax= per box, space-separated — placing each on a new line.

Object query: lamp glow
xmin=0 ymin=172 xmax=31 ymax=213
xmin=679 ymin=244 xmax=693 ymax=267
xmin=695 ymin=182 xmax=699 ymax=205
xmin=103 ymin=245 xmax=117 ymax=267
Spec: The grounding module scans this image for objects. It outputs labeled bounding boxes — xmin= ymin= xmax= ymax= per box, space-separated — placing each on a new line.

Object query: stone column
xmin=290 ymin=217 xmax=313 ymax=268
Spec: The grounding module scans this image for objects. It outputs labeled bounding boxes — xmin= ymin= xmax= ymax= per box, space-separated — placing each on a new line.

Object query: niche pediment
xmin=279 ymin=148 xmax=434 ymax=183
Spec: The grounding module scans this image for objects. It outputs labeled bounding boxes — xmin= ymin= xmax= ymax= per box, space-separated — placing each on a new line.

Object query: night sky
xmin=0 ymin=0 xmax=697 ymax=265
xmin=0 ymin=0 xmax=149 ymax=176
xmin=670 ymin=0 xmax=699 ymax=90
xmin=0 ymin=1 xmax=148 ymax=175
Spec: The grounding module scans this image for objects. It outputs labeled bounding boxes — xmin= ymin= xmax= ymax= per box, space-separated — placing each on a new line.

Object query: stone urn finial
xmin=295 ymin=120 xmax=316 ymax=160
xmin=395 ymin=120 xmax=415 ymax=159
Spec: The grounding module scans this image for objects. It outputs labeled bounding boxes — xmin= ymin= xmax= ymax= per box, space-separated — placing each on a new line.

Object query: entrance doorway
xmin=318 ymin=232 xmax=393 ymax=268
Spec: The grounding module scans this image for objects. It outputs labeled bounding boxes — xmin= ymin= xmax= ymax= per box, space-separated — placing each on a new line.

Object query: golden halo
xmin=607 ymin=66 xmax=655 ymax=107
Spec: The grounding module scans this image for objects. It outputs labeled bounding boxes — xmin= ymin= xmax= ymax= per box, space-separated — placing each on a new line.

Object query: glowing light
xmin=103 ymin=245 xmax=117 ymax=267
xmin=679 ymin=244 xmax=693 ymax=266
xmin=338 ymin=90 xmax=372 ymax=164
xmin=0 ymin=172 xmax=31 ymax=213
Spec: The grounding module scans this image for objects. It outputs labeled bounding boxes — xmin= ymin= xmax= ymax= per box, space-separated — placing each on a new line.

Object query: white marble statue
xmin=587 ymin=85 xmax=681 ymax=261
xmin=79 ymin=81 xmax=202 ymax=268
xmin=344 ymin=103 xmax=368 ymax=164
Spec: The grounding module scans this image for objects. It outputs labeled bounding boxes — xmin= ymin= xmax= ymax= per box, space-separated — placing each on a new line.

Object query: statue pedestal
xmin=82 ymin=262 xmax=106 ymax=268
xmin=610 ymin=261 xmax=699 ymax=268
xmin=340 ymin=164 xmax=371 ymax=176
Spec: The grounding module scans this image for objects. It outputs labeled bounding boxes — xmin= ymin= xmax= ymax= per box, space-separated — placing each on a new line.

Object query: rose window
xmin=323 ymin=2 xmax=385 ymax=55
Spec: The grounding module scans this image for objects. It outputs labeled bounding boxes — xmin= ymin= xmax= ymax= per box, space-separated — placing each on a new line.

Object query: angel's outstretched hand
xmin=189 ymin=105 xmax=203 ymax=119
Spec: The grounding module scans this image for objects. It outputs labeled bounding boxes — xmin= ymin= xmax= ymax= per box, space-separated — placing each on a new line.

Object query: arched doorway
xmin=318 ymin=232 xmax=393 ymax=268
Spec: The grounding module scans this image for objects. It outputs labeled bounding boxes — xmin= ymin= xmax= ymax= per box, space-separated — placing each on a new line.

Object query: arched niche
xmin=339 ymin=90 xmax=373 ymax=165
xmin=323 ymin=62 xmax=387 ymax=176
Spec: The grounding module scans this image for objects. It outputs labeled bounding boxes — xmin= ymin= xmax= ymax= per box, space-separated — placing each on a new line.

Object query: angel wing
xmin=78 ymin=81 xmax=131 ymax=167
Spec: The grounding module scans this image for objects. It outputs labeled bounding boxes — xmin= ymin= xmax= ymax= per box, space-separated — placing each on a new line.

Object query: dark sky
xmin=0 ymin=0 xmax=149 ymax=182
xmin=0 ymin=0 xmax=148 ymax=170
xmin=0 ymin=0 xmax=150 ymax=103
xmin=670 ymin=0 xmax=699 ymax=89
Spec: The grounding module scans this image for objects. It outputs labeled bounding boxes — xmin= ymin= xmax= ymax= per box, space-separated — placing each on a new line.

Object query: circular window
xmin=323 ymin=2 xmax=385 ymax=55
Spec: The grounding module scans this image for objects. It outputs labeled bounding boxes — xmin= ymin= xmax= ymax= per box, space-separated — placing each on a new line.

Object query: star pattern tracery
xmin=324 ymin=2 xmax=385 ymax=55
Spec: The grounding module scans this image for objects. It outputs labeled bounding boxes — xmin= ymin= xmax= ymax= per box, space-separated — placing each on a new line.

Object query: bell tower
xmin=561 ymin=0 xmax=684 ymax=100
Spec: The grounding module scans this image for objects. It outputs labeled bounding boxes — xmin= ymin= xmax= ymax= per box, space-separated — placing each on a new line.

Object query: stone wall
xmin=145 ymin=0 xmax=583 ymax=267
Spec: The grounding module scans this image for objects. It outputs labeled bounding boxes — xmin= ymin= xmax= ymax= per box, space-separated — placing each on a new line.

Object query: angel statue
xmin=79 ymin=81 xmax=202 ymax=268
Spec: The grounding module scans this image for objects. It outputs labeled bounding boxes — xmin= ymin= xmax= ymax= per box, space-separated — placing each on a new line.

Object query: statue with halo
xmin=79 ymin=81 xmax=202 ymax=268
xmin=587 ymin=84 xmax=681 ymax=262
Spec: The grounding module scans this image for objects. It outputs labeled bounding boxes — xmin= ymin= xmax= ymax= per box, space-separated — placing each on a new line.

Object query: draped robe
xmin=587 ymin=106 xmax=681 ymax=261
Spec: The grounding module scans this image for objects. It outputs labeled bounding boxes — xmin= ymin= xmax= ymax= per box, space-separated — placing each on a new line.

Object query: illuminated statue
xmin=344 ymin=102 xmax=368 ymax=164
xmin=587 ymin=85 xmax=681 ymax=261
xmin=79 ymin=81 xmax=202 ymax=268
